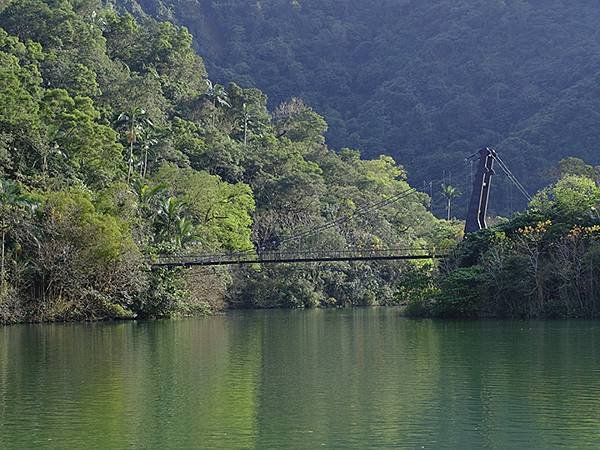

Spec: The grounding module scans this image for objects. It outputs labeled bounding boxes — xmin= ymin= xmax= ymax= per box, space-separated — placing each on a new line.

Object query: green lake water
xmin=2 ymin=309 xmax=600 ymax=449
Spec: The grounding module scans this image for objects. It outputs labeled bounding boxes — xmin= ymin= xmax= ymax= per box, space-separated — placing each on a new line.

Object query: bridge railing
xmin=152 ymin=247 xmax=439 ymax=267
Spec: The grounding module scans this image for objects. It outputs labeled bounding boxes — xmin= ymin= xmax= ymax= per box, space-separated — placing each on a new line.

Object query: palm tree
xmin=236 ymin=102 xmax=264 ymax=146
xmin=137 ymin=127 xmax=158 ymax=178
xmin=204 ymin=80 xmax=230 ymax=127
xmin=441 ymin=184 xmax=461 ymax=220
xmin=155 ymin=197 xmax=198 ymax=249
xmin=157 ymin=197 xmax=183 ymax=227
xmin=133 ymin=180 xmax=166 ymax=216
xmin=174 ymin=216 xmax=196 ymax=248
xmin=116 ymin=107 xmax=154 ymax=182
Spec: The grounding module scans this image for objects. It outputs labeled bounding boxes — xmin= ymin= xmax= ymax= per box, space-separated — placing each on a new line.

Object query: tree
xmin=273 ymin=98 xmax=328 ymax=143
xmin=154 ymin=196 xmax=198 ymax=249
xmin=530 ymin=175 xmax=600 ymax=220
xmin=116 ymin=107 xmax=154 ymax=182
xmin=152 ymin=163 xmax=255 ymax=252
xmin=40 ymin=89 xmax=124 ymax=187
xmin=546 ymin=157 xmax=600 ymax=183
xmin=226 ymin=83 xmax=270 ymax=147
xmin=237 ymin=102 xmax=262 ymax=147
xmin=133 ymin=179 xmax=166 ymax=215
xmin=0 ymin=180 xmax=37 ymax=291
xmin=441 ymin=184 xmax=461 ymax=220
xmin=204 ymin=80 xmax=230 ymax=127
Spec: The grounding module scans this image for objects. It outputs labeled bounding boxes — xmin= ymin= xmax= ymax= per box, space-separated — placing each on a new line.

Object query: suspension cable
xmin=275 ymin=157 xmax=472 ymax=247
xmin=494 ymin=155 xmax=532 ymax=201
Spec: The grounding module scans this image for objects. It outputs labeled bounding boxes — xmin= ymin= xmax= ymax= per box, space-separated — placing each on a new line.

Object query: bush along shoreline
xmin=405 ymin=169 xmax=600 ymax=319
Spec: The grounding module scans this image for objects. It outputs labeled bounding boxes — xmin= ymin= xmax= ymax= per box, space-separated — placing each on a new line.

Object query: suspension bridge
xmin=152 ymin=148 xmax=530 ymax=268
xmin=152 ymin=248 xmax=442 ymax=268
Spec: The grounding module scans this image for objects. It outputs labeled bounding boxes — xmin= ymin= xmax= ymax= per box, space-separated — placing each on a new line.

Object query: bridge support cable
xmin=464 ymin=148 xmax=533 ymax=235
xmin=275 ymin=187 xmax=418 ymax=247
xmin=278 ymin=157 xmax=477 ymax=248
xmin=153 ymin=155 xmax=478 ymax=268
xmin=494 ymin=155 xmax=532 ymax=202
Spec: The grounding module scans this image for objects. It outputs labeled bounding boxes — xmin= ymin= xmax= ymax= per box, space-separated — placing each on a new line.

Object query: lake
xmin=2 ymin=309 xmax=600 ymax=448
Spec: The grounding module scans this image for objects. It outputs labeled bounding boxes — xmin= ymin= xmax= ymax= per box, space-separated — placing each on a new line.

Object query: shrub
xmin=431 ymin=267 xmax=484 ymax=318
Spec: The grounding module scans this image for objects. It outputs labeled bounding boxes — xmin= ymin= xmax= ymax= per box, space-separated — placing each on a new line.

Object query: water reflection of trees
xmin=2 ymin=316 xmax=600 ymax=447
xmin=0 ymin=318 xmax=263 ymax=448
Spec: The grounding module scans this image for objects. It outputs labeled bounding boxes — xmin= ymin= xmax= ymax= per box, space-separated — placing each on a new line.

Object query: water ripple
xmin=1 ymin=312 xmax=600 ymax=448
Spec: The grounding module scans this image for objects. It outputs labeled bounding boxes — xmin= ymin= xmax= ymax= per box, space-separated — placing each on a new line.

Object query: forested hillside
xmin=126 ymin=0 xmax=600 ymax=214
xmin=0 ymin=0 xmax=456 ymax=323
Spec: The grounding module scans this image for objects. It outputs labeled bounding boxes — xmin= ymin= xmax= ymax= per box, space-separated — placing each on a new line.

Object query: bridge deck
xmin=152 ymin=248 xmax=445 ymax=268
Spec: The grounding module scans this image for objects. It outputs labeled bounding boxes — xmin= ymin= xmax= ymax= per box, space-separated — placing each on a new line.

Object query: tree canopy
xmin=126 ymin=0 xmax=600 ymax=215
xmin=0 ymin=0 xmax=455 ymax=323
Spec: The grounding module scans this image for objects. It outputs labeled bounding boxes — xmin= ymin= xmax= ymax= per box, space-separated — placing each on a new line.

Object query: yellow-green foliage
xmin=530 ymin=175 xmax=600 ymax=218
xmin=43 ymin=188 xmax=136 ymax=265
xmin=153 ymin=163 xmax=255 ymax=251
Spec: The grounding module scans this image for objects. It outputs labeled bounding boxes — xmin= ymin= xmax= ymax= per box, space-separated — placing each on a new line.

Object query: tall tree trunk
xmin=139 ymin=146 xmax=145 ymax=177
xmin=126 ymin=113 xmax=136 ymax=183
xmin=447 ymin=199 xmax=451 ymax=221
xmin=1 ymin=229 xmax=5 ymax=290
xmin=429 ymin=182 xmax=433 ymax=212
xmin=42 ymin=149 xmax=48 ymax=179
xmin=142 ymin=147 xmax=149 ymax=178
xmin=127 ymin=139 xmax=134 ymax=183
xmin=212 ymin=98 xmax=217 ymax=127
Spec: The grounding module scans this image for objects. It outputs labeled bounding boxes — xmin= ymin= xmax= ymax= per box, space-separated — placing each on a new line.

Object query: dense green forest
xmin=405 ymin=158 xmax=600 ymax=319
xmin=1 ymin=0 xmax=598 ymax=323
xmin=126 ymin=0 xmax=600 ymax=215
xmin=0 ymin=0 xmax=459 ymax=323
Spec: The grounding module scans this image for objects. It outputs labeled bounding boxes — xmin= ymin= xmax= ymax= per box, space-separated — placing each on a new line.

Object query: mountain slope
xmin=127 ymin=0 xmax=600 ymax=212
